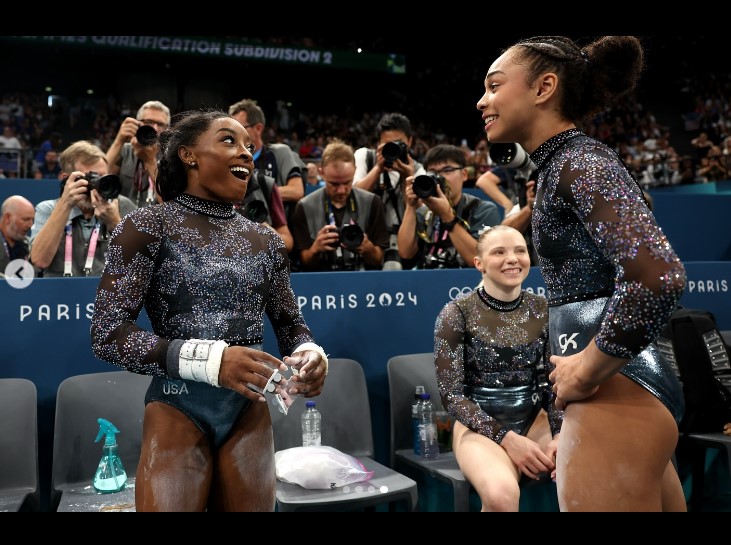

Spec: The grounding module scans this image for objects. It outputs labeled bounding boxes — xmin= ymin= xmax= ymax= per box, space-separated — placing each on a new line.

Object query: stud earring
xmin=189 ymin=162 xmax=196 ymax=167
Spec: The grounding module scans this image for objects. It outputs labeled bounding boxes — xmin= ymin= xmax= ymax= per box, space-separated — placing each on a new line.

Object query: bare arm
xmin=475 ymin=170 xmax=513 ymax=212
xmin=105 ymin=117 xmax=140 ymax=175
xmin=30 ymin=174 xmax=88 ymax=269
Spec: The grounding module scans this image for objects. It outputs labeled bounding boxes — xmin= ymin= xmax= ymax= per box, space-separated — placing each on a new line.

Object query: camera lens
xmin=243 ymin=200 xmax=268 ymax=223
xmin=136 ymin=125 xmax=158 ymax=147
xmin=382 ymin=141 xmax=408 ymax=167
xmin=86 ymin=172 xmax=122 ymax=200
xmin=339 ymin=224 xmax=364 ymax=251
xmin=413 ymin=173 xmax=444 ymax=200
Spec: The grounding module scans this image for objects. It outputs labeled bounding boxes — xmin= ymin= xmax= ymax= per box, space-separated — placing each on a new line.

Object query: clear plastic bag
xmin=275 ymin=446 xmax=374 ymax=489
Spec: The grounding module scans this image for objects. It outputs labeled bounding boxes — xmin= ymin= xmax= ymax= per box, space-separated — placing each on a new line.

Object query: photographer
xmin=291 ymin=140 xmax=389 ymax=272
xmin=398 ymin=144 xmax=501 ymax=270
xmin=501 ymin=174 xmax=538 ymax=266
xmin=105 ymin=100 xmax=171 ymax=208
xmin=234 ymin=170 xmax=294 ymax=252
xmin=30 ymin=141 xmax=137 ymax=277
xmin=696 ymin=145 xmax=728 ymax=182
xmin=353 ymin=113 xmax=426 ymax=270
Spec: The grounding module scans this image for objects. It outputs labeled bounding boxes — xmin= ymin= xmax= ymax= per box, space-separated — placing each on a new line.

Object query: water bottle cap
xmin=306 ymin=401 xmax=316 ymax=408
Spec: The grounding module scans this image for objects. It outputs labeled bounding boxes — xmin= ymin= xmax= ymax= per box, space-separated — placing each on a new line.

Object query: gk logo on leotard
xmin=558 ymin=333 xmax=579 ymax=354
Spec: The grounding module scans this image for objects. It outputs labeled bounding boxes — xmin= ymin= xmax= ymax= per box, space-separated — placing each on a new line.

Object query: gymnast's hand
xmin=501 ymin=431 xmax=556 ymax=481
xmin=218 ymin=346 xmax=288 ymax=402
xmin=284 ymin=350 xmax=327 ymax=398
xmin=549 ymin=350 xmax=600 ymax=411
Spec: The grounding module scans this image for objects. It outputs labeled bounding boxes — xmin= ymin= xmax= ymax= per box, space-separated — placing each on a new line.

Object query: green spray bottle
xmin=93 ymin=418 xmax=128 ymax=493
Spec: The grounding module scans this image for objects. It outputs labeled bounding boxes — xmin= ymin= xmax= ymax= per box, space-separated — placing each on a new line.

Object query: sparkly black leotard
xmin=90 ymin=193 xmax=314 ymax=445
xmin=531 ymin=129 xmax=686 ymax=423
xmin=435 ymin=289 xmax=562 ymax=444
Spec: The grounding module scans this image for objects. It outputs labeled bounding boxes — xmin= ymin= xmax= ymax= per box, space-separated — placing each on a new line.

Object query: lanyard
xmin=1 ymin=232 xmax=10 ymax=258
xmin=323 ymin=193 xmax=358 ymax=228
xmin=64 ymin=220 xmax=101 ymax=277
xmin=428 ymin=217 xmax=450 ymax=258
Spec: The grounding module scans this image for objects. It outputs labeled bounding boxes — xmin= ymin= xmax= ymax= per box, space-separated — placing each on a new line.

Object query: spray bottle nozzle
xmin=95 ymin=418 xmax=120 ymax=447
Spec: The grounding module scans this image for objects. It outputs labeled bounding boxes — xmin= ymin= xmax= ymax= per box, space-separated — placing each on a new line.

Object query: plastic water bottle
xmin=412 ymin=385 xmax=426 ymax=455
xmin=418 ymin=393 xmax=439 ymax=460
xmin=301 ymin=400 xmax=322 ymax=447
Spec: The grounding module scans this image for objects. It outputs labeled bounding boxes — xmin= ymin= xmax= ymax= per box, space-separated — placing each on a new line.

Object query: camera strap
xmin=64 ymin=219 xmax=101 ymax=277
xmin=324 ymin=194 xmax=360 ymax=265
xmin=367 ymin=148 xmax=402 ymax=225
xmin=133 ymin=159 xmax=155 ymax=205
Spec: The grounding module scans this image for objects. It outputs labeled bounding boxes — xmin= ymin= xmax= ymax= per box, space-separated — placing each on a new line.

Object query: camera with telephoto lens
xmin=242 ymin=200 xmax=268 ymax=224
xmin=489 ymin=143 xmax=537 ymax=180
xmin=382 ymin=141 xmax=410 ymax=168
xmin=412 ymin=172 xmax=446 ymax=200
xmin=61 ymin=172 xmax=122 ymax=200
xmin=338 ymin=224 xmax=365 ymax=251
xmin=136 ymin=124 xmax=159 ymax=147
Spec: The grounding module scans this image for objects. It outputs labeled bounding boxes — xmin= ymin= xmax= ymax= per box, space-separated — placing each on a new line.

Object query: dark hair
xmin=375 ymin=112 xmax=413 ymax=139
xmin=508 ymin=36 xmax=644 ymax=125
xmin=156 ymin=109 xmax=231 ymax=202
xmin=423 ymin=144 xmax=466 ymax=170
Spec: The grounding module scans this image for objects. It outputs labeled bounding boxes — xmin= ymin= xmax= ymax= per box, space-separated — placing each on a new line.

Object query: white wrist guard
xmin=292 ymin=342 xmax=329 ymax=376
xmin=179 ymin=339 xmax=229 ymax=387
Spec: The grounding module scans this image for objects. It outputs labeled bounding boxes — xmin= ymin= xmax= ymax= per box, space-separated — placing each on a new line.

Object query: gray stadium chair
xmin=51 ymin=371 xmax=150 ymax=512
xmin=387 ymin=353 xmax=473 ymax=511
xmin=0 ymin=378 xmax=39 ymax=512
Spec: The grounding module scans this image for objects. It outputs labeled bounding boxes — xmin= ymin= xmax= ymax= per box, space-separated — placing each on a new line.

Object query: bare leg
xmin=661 ymin=460 xmax=688 ymax=512
xmin=452 ymin=411 xmax=552 ymax=512
xmin=135 ymin=402 xmax=212 ymax=512
xmin=556 ymin=374 xmax=683 ymax=512
xmin=208 ymin=400 xmax=276 ymax=512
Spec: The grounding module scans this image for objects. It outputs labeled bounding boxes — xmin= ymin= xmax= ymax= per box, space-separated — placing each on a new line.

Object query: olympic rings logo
xmin=448 ymin=286 xmax=474 ymax=300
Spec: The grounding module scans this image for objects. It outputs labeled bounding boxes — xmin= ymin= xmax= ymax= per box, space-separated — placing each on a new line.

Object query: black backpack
xmin=657 ymin=307 xmax=731 ymax=435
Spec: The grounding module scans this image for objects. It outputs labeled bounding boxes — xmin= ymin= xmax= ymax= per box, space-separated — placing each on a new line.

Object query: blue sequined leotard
xmin=531 ymin=129 xmax=686 ymax=423
xmin=90 ymin=193 xmax=315 ymax=445
xmin=435 ymin=289 xmax=562 ymax=445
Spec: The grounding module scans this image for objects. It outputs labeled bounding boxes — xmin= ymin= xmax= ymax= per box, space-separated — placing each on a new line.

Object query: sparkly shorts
xmin=549 ymin=297 xmax=684 ymax=424
xmin=464 ymin=384 xmax=542 ymax=436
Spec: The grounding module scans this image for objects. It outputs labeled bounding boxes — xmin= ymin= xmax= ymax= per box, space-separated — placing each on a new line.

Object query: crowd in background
xmin=3 ymin=76 xmax=731 ymax=188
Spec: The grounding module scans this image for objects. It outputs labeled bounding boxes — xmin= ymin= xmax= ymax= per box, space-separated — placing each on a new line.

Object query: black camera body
xmin=338 ymin=224 xmax=365 ymax=251
xmin=423 ymin=248 xmax=460 ymax=270
xmin=136 ymin=125 xmax=158 ymax=147
xmin=413 ymin=172 xmax=446 ymax=200
xmin=382 ymin=141 xmax=409 ymax=168
xmin=61 ymin=172 xmax=122 ymax=200
xmin=242 ymin=200 xmax=268 ymax=223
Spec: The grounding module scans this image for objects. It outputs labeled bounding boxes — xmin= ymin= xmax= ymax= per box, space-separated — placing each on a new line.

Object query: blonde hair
xmin=476 ymin=225 xmax=525 ymax=255
xmin=59 ymin=141 xmax=108 ymax=174
xmin=320 ymin=139 xmax=354 ymax=168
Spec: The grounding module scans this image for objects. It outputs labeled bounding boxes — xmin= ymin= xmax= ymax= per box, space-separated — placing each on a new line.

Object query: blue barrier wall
xmin=2 ymin=264 xmax=730 ymax=508
xmin=5 ymin=180 xmax=729 ymax=261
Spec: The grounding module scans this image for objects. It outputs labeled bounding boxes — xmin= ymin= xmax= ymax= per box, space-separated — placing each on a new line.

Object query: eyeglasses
xmin=139 ymin=119 xmax=169 ymax=130
xmin=432 ymin=166 xmax=463 ymax=176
